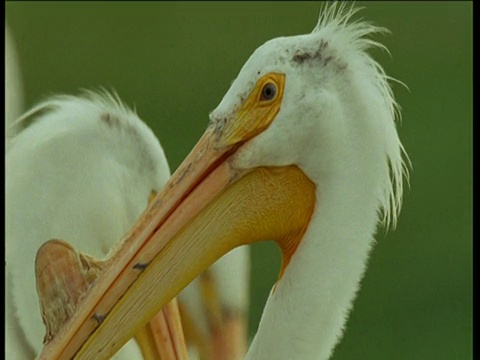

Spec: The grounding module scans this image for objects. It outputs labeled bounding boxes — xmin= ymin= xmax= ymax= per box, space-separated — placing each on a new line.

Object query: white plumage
xmin=12 ymin=4 xmax=410 ymax=360
xmin=225 ymin=5 xmax=409 ymax=358
xmin=6 ymin=92 xmax=169 ymax=358
xmin=6 ymin=88 xmax=251 ymax=359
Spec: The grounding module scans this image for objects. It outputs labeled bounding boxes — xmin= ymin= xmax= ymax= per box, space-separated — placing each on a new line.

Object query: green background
xmin=6 ymin=2 xmax=472 ymax=359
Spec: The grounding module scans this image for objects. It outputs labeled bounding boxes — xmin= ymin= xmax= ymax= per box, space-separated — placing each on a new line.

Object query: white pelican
xmin=6 ymin=88 xmax=248 ymax=359
xmin=6 ymin=10 xmax=250 ymax=359
xmin=5 ymin=89 xmax=250 ymax=359
xmin=38 ymin=3 xmax=409 ymax=359
xmin=5 ymin=91 xmax=175 ymax=359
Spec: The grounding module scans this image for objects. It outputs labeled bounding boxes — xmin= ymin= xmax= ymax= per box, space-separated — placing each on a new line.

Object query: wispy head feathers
xmin=314 ymin=2 xmax=410 ymax=229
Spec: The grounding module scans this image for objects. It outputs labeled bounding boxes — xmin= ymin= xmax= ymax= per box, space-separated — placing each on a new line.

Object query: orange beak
xmin=37 ymin=72 xmax=316 ymax=359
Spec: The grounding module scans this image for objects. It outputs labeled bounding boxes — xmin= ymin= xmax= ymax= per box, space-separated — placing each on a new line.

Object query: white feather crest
xmin=314 ymin=2 xmax=410 ymax=229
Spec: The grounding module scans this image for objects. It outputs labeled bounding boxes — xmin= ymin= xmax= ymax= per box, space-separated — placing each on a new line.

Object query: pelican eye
xmin=260 ymin=82 xmax=277 ymax=101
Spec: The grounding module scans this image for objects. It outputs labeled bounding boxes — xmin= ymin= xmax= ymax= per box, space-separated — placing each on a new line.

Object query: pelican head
xmin=205 ymin=5 xmax=407 ymax=358
xmin=39 ymin=4 xmax=408 ymax=359
xmin=212 ymin=5 xmax=404 ymax=227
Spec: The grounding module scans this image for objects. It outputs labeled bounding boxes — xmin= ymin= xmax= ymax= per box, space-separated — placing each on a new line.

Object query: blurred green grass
xmin=6 ymin=2 xmax=472 ymax=359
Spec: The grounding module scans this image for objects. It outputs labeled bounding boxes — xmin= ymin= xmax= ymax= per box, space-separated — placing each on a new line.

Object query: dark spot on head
xmin=313 ymin=48 xmax=323 ymax=61
xmin=100 ymin=112 xmax=118 ymax=127
xmin=292 ymin=52 xmax=312 ymax=64
xmin=323 ymin=55 xmax=333 ymax=66
xmin=291 ymin=39 xmax=332 ymax=66
xmin=100 ymin=112 xmax=110 ymax=124
xmin=257 ymin=70 xmax=261 ymax=75
xmin=292 ymin=48 xmax=323 ymax=65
